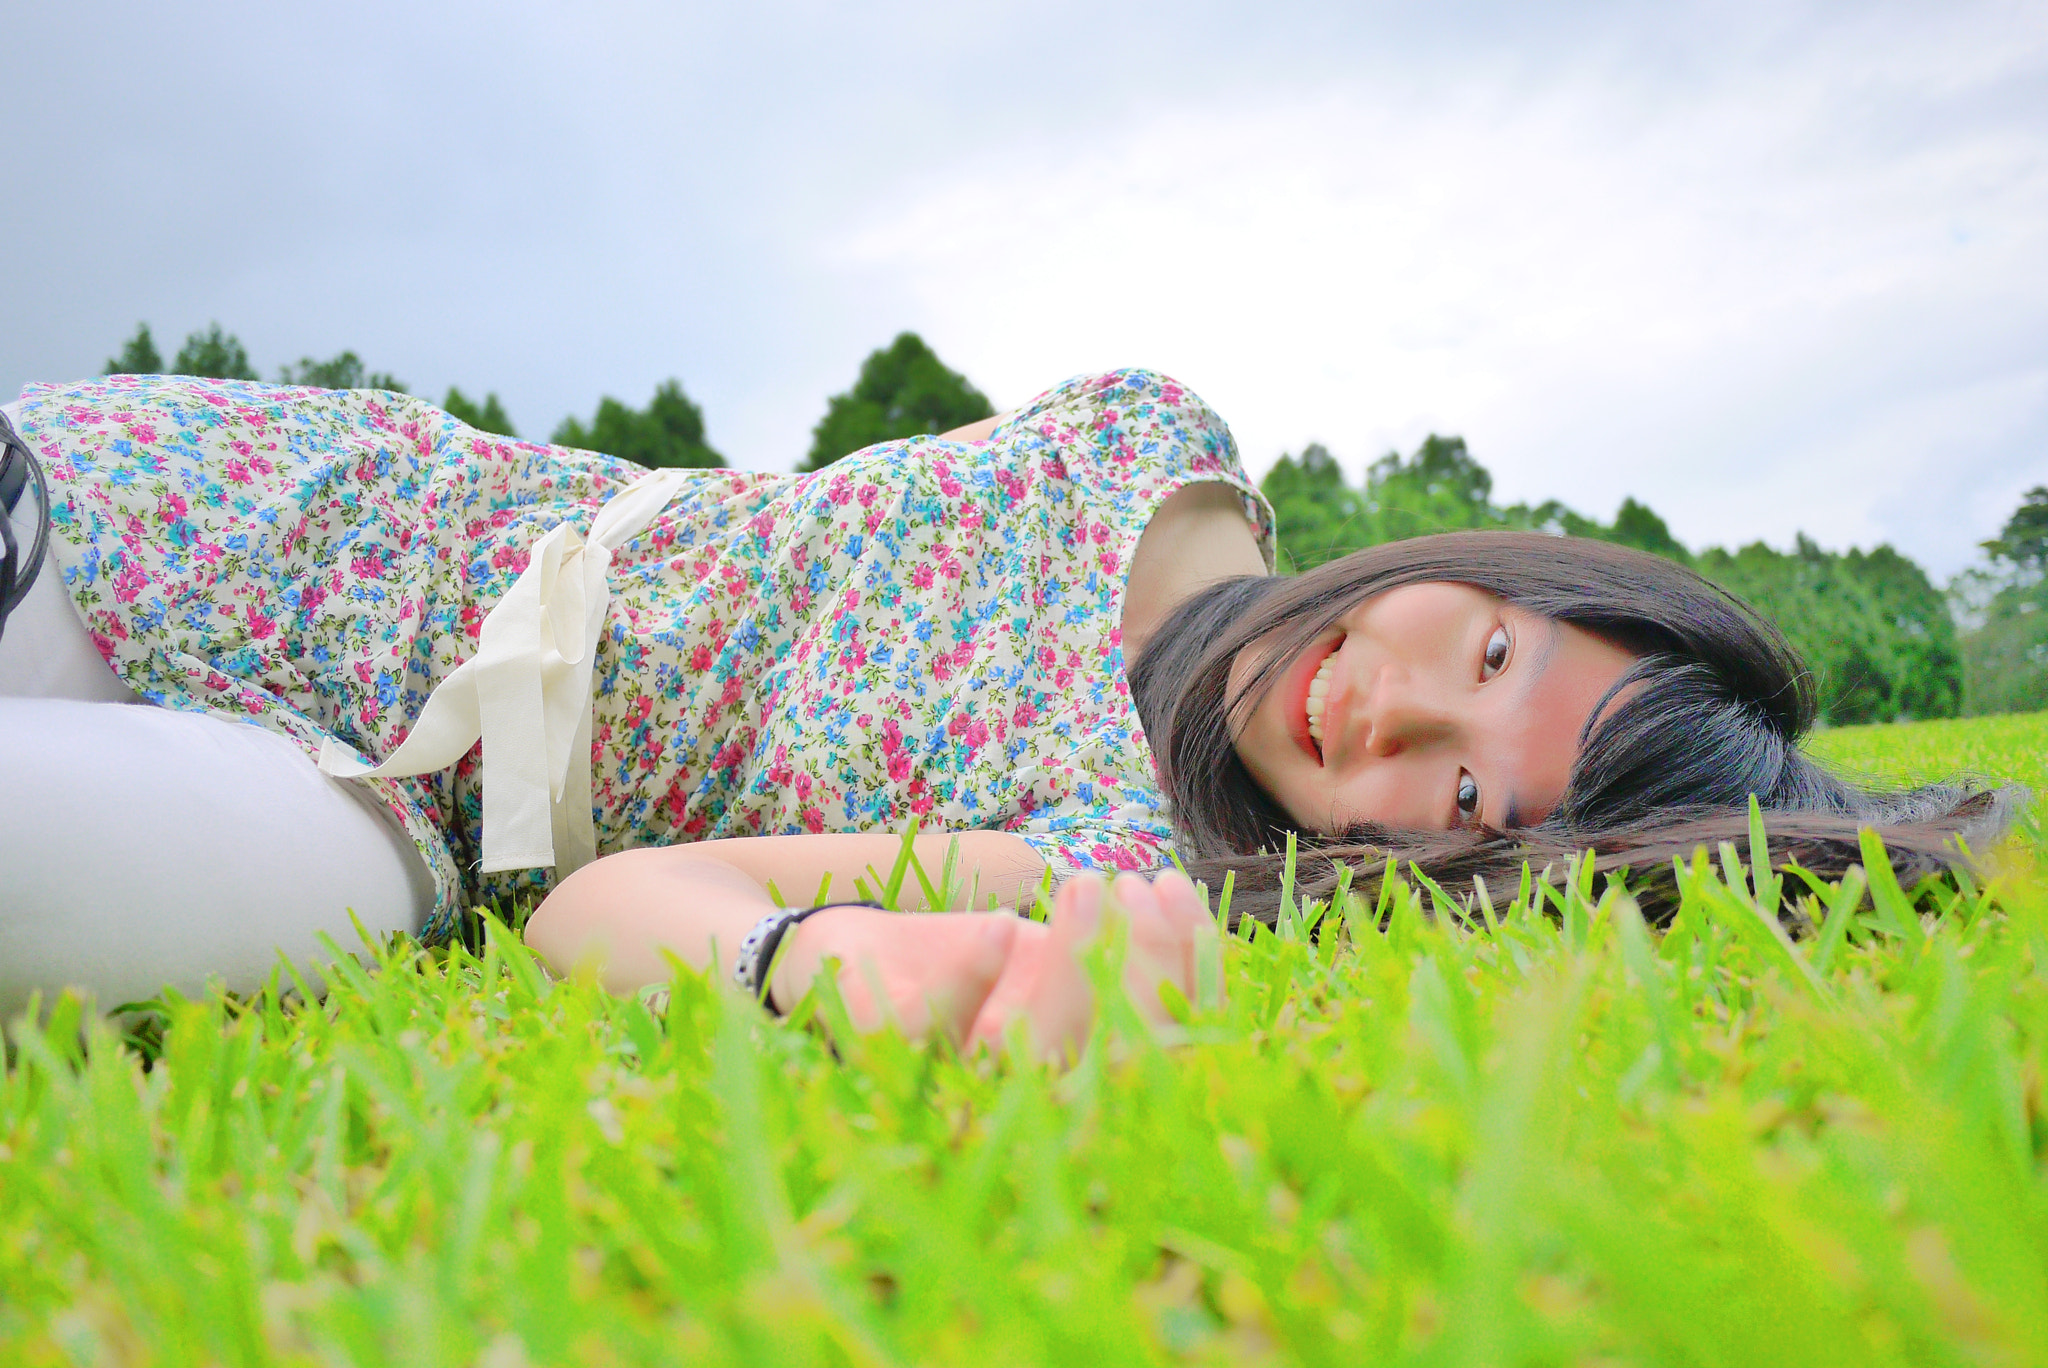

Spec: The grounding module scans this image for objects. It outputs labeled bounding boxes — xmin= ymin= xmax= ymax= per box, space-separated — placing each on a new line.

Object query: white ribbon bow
xmin=318 ymin=467 xmax=691 ymax=878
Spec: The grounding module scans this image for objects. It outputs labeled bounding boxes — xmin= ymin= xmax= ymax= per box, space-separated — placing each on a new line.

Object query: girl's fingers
xmin=1152 ymin=870 xmax=1226 ymax=1010
xmin=1151 ymin=869 xmax=1214 ymax=993
xmin=1150 ymin=869 xmax=1210 ymax=930
xmin=783 ymin=908 xmax=1016 ymax=1042
xmin=967 ymin=874 xmax=1103 ymax=1060
xmin=1052 ymin=872 xmax=1107 ymax=947
xmin=1114 ymin=872 xmax=1197 ymax=1025
xmin=800 ymin=870 xmax=1224 ymax=1063
xmin=1024 ymin=875 xmax=1104 ymax=1061
xmin=912 ymin=914 xmax=1018 ymax=1042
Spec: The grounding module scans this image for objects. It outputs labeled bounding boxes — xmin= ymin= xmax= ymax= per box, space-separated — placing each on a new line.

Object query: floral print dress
xmin=16 ymin=369 xmax=1275 ymax=942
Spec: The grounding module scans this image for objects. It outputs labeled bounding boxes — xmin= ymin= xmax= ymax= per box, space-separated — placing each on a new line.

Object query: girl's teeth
xmin=1305 ymin=652 xmax=1336 ymax=746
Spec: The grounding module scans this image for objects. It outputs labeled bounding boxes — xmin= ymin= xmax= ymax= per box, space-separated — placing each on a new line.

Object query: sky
xmin=6 ymin=0 xmax=2044 ymax=579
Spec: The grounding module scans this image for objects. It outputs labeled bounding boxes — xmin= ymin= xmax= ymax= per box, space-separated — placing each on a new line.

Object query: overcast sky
xmin=8 ymin=0 xmax=2044 ymax=577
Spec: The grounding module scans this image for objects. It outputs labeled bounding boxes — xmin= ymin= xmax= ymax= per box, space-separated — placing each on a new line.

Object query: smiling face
xmin=1228 ymin=583 xmax=1639 ymax=833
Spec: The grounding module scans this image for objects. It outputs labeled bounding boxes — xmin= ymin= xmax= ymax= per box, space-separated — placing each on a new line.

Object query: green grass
xmin=1811 ymin=709 xmax=2048 ymax=796
xmin=5 ymin=717 xmax=2047 ymax=1366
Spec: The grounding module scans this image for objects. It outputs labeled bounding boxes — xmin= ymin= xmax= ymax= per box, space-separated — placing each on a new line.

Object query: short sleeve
xmin=996 ymin=369 xmax=1276 ymax=572
xmin=1013 ymin=814 xmax=1176 ymax=878
xmin=998 ymin=738 xmax=1178 ymax=877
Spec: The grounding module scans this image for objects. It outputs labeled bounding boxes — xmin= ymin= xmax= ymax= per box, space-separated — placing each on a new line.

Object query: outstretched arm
xmin=523 ymin=832 xmax=1216 ymax=1057
xmin=525 ymin=830 xmax=1046 ymax=993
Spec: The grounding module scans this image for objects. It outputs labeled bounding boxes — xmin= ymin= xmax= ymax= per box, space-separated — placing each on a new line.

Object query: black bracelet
xmin=733 ymin=901 xmax=886 ymax=1013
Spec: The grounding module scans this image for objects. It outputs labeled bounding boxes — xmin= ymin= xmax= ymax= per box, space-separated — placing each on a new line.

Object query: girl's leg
xmin=2 ymin=404 xmax=433 ymax=1018
xmin=3 ymin=406 xmax=134 ymax=702
xmin=0 ymin=696 xmax=434 ymax=1019
xmin=0 ymin=561 xmax=139 ymax=703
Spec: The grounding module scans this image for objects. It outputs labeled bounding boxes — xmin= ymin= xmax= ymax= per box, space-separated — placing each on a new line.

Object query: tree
xmin=1847 ymin=544 xmax=1962 ymax=720
xmin=1357 ymin=435 xmax=1502 ymax=542
xmin=105 ymin=323 xmax=164 ymax=375
xmin=1982 ymin=486 xmax=2048 ymax=571
xmin=1263 ymin=433 xmax=1513 ymax=571
xmin=442 ymin=386 xmax=518 ymax=438
xmin=1693 ymin=535 xmax=1960 ymax=724
xmin=172 ymin=323 xmax=259 ymax=380
xmin=1607 ymin=497 xmax=1691 ymax=562
xmin=1260 ymin=444 xmax=1368 ymax=573
xmin=1264 ymin=433 xmax=1530 ymax=569
xmin=801 ymin=333 xmax=994 ymax=471
xmin=1957 ymin=587 xmax=2048 ymax=716
xmin=553 ymin=379 xmax=724 ymax=470
xmin=1954 ymin=486 xmax=2048 ymax=716
xmin=278 ymin=351 xmax=406 ymax=392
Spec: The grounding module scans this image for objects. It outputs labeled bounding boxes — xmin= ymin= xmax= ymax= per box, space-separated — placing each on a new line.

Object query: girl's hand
xmin=768 ymin=905 xmax=1020 ymax=1040
xmin=965 ymin=871 xmax=1220 ymax=1059
xmin=772 ymin=871 xmax=1221 ymax=1060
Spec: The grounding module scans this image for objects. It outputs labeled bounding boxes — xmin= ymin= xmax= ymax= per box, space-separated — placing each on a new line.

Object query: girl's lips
xmin=1285 ymin=634 xmax=1343 ymax=766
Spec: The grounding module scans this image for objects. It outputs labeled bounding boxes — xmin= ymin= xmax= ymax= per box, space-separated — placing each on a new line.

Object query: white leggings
xmin=1 ymin=493 xmax=433 ymax=1018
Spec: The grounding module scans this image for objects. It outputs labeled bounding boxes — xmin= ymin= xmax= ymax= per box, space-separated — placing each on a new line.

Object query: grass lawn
xmin=4 ymin=715 xmax=2046 ymax=1366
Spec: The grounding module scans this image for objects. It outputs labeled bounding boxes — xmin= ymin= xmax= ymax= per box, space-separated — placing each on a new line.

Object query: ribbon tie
xmin=318 ymin=467 xmax=691 ymax=878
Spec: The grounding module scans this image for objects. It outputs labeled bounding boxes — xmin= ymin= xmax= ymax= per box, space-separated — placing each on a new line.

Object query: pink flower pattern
xmin=17 ymin=370 xmax=1273 ymax=941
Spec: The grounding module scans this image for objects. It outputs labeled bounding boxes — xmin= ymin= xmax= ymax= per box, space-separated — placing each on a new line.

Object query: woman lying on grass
xmin=0 ymin=370 xmax=2010 ymax=1052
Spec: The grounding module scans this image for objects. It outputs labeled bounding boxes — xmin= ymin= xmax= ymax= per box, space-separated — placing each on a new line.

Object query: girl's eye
xmin=1481 ymin=625 xmax=1510 ymax=679
xmin=1457 ymin=772 xmax=1480 ymax=820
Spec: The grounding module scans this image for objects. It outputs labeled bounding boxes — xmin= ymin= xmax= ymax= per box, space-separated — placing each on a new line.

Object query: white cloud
xmin=824 ymin=15 xmax=2048 ymax=575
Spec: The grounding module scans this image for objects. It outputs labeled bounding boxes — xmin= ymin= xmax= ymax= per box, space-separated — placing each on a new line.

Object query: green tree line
xmin=99 ymin=320 xmax=2038 ymax=718
xmin=103 ymin=324 xmax=990 ymax=474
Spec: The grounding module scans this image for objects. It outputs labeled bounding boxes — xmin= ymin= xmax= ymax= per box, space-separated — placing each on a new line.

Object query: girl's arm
xmin=524 ymin=830 xmax=1045 ymax=992
xmin=936 ymin=412 xmax=1014 ymax=444
xmin=523 ymin=833 xmax=1215 ymax=1056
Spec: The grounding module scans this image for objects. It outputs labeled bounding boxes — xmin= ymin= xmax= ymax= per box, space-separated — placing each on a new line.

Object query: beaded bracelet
xmin=733 ymin=901 xmax=886 ymax=1014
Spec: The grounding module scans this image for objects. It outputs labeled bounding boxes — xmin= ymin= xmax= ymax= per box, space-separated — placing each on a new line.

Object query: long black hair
xmin=1129 ymin=531 xmax=2018 ymax=924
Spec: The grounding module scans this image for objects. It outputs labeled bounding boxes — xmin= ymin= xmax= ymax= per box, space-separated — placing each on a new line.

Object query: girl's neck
xmin=1120 ymin=482 xmax=1268 ymax=664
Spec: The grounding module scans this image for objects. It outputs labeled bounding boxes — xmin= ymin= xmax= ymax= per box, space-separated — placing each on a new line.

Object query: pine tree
xmin=442 ymin=387 xmax=518 ymax=438
xmin=801 ymin=333 xmax=994 ymax=471
xmin=278 ymin=351 xmax=406 ymax=392
xmin=105 ymin=323 xmax=164 ymax=375
xmin=553 ymin=380 xmax=723 ymax=469
xmin=172 ymin=323 xmax=258 ymax=380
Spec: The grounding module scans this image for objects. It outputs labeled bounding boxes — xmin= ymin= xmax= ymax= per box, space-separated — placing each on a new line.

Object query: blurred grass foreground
xmin=3 ymin=713 xmax=2047 ymax=1366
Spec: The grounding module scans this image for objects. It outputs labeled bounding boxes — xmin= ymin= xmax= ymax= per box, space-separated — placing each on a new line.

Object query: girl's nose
xmin=1354 ymin=665 xmax=1456 ymax=757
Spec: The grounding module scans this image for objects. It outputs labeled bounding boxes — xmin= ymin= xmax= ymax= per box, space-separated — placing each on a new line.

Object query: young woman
xmin=0 ymin=370 xmax=2006 ymax=1050
xmin=1132 ymin=531 xmax=2011 ymax=926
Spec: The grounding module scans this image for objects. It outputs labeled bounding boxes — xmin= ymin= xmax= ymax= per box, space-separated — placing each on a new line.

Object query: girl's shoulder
xmin=999 ymin=368 xmax=1248 ymax=485
xmin=766 ymin=366 xmax=1276 ymax=588
xmin=990 ymin=368 xmax=1276 ymax=568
